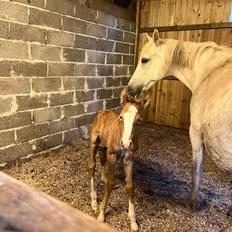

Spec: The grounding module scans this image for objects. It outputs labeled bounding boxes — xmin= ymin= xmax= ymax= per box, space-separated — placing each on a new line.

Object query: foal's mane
xmin=163 ymin=39 xmax=232 ymax=70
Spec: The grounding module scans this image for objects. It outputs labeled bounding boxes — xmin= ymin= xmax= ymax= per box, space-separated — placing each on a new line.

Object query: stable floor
xmin=5 ymin=123 xmax=232 ymax=232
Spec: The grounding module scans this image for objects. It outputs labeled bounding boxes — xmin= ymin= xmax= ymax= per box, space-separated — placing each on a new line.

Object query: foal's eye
xmin=141 ymin=58 xmax=149 ymax=64
xmin=119 ymin=115 xmax=123 ymax=120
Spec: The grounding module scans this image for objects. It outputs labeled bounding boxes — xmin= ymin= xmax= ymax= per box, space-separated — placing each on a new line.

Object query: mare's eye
xmin=141 ymin=58 xmax=149 ymax=64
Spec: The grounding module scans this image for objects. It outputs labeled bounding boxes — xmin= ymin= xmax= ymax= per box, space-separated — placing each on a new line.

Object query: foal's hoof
xmin=91 ymin=201 xmax=98 ymax=211
xmin=130 ymin=222 xmax=139 ymax=232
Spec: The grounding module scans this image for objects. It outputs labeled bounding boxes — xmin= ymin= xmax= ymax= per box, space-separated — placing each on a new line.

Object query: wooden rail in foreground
xmin=0 ymin=172 xmax=115 ymax=232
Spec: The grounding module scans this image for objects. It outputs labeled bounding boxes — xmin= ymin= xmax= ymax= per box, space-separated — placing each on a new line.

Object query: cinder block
xmin=124 ymin=31 xmax=135 ymax=44
xmin=0 ymin=40 xmax=28 ymax=59
xmin=107 ymin=28 xmax=123 ymax=41
xmin=97 ymin=65 xmax=113 ymax=76
xmin=50 ymin=92 xmax=74 ymax=106
xmin=121 ymin=76 xmax=130 ymax=85
xmin=10 ymin=22 xmax=46 ymax=43
xmin=76 ymin=90 xmax=95 ymax=102
xmin=63 ymin=16 xmax=86 ymax=33
xmin=116 ymin=18 xmax=132 ymax=31
xmin=10 ymin=0 xmax=45 ymax=8
xmin=97 ymin=89 xmax=112 ymax=100
xmin=0 ymin=61 xmax=12 ymax=77
xmin=0 ymin=78 xmax=30 ymax=95
xmin=46 ymin=0 xmax=75 ymax=16
xmin=105 ymin=98 xmax=120 ymax=109
xmin=0 ymin=112 xmax=32 ymax=130
xmin=0 ymin=131 xmax=15 ymax=148
xmin=64 ymin=128 xmax=80 ymax=144
xmin=115 ymin=66 xmax=127 ymax=76
xmin=0 ymin=20 xmax=9 ymax=39
xmin=0 ymin=143 xmax=33 ymax=163
xmin=31 ymin=44 xmax=61 ymax=61
xmin=48 ymin=63 xmax=74 ymax=76
xmin=87 ymin=51 xmax=105 ymax=64
xmin=63 ymin=77 xmax=85 ymax=90
xmin=32 ymin=78 xmax=61 ymax=92
xmin=0 ymin=1 xmax=29 ymax=23
xmin=75 ymin=4 xmax=97 ymax=22
xmin=16 ymin=95 xmax=48 ymax=111
xmin=63 ymin=104 xmax=85 ymax=117
xmin=75 ymin=64 xmax=96 ymax=76
xmin=115 ymin=42 xmax=130 ymax=54
xmin=12 ymin=62 xmax=47 ymax=77
xmin=75 ymin=34 xmax=97 ymax=50
xmin=0 ymin=96 xmax=14 ymax=115
xmin=47 ymin=31 xmax=75 ymax=47
xmin=16 ymin=123 xmax=49 ymax=143
xmin=86 ymin=78 xmax=104 ymax=89
xmin=97 ymin=11 xmax=116 ymax=27
xmin=106 ymin=54 xmax=122 ymax=64
xmin=86 ymin=23 xmax=106 ymax=38
xmin=49 ymin=118 xmax=74 ymax=134
xmin=96 ymin=39 xmax=114 ymax=52
xmin=86 ymin=101 xmax=103 ymax=113
xmin=106 ymin=77 xmax=120 ymax=87
xmin=30 ymin=8 xmax=61 ymax=29
xmin=75 ymin=113 xmax=95 ymax=127
xmin=32 ymin=133 xmax=63 ymax=153
xmin=123 ymin=55 xmax=134 ymax=65
xmin=33 ymin=107 xmax=61 ymax=124
xmin=63 ymin=48 xmax=85 ymax=62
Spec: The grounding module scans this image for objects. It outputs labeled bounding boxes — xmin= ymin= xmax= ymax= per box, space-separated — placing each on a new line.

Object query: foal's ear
xmin=120 ymin=88 xmax=128 ymax=105
xmin=152 ymin=29 xmax=160 ymax=46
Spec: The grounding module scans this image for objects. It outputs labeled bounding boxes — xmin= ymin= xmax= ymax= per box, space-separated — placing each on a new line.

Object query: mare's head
xmin=128 ymin=29 xmax=168 ymax=97
xmin=119 ymin=89 xmax=149 ymax=150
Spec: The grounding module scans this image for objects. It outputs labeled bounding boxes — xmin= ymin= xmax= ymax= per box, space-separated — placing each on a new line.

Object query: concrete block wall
xmin=0 ymin=0 xmax=135 ymax=164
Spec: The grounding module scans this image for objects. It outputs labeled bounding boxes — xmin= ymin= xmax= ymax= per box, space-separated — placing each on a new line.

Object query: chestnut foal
xmin=88 ymin=90 xmax=145 ymax=232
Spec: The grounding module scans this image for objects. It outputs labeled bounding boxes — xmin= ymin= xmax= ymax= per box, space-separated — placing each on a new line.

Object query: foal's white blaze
xmin=122 ymin=105 xmax=138 ymax=149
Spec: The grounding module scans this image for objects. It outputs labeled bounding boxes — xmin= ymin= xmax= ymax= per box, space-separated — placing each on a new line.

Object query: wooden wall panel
xmin=139 ymin=0 xmax=232 ymax=129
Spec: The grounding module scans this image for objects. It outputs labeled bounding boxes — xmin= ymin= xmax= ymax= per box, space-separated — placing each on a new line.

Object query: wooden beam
xmin=0 ymin=172 xmax=115 ymax=232
xmin=88 ymin=0 xmax=136 ymax=21
xmin=139 ymin=22 xmax=232 ymax=33
xmin=134 ymin=0 xmax=141 ymax=69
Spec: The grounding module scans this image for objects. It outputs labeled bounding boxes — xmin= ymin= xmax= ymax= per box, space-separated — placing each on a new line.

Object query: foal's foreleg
xmin=88 ymin=132 xmax=99 ymax=211
xmin=98 ymin=152 xmax=116 ymax=222
xmin=189 ymin=125 xmax=204 ymax=211
xmin=124 ymin=151 xmax=138 ymax=232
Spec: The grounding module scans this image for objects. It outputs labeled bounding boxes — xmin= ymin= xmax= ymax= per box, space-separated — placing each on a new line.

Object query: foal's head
xmin=119 ymin=89 xmax=148 ymax=150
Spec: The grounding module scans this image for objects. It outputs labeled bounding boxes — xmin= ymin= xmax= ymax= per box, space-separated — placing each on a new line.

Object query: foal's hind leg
xmin=189 ymin=125 xmax=204 ymax=211
xmin=88 ymin=131 xmax=99 ymax=211
xmin=124 ymin=151 xmax=138 ymax=232
xmin=99 ymin=147 xmax=107 ymax=183
xmin=98 ymin=152 xmax=116 ymax=222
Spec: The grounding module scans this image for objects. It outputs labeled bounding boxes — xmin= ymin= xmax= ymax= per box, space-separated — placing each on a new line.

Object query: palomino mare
xmin=88 ymin=89 xmax=148 ymax=231
xmin=127 ymin=29 xmax=232 ymax=210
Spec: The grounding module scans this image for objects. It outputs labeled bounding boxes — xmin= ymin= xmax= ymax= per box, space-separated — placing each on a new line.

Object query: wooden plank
xmin=0 ymin=172 xmax=115 ymax=232
xmin=139 ymin=22 xmax=232 ymax=33
xmin=88 ymin=0 xmax=135 ymax=21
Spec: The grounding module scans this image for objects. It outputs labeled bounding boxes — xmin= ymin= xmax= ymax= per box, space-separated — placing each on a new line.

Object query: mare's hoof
xmin=97 ymin=212 xmax=105 ymax=223
xmin=130 ymin=222 xmax=139 ymax=232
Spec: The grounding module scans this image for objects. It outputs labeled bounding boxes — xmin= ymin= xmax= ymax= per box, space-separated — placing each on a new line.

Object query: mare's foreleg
xmin=124 ymin=151 xmax=138 ymax=232
xmin=189 ymin=125 xmax=204 ymax=211
xmin=88 ymin=131 xmax=99 ymax=211
xmin=98 ymin=152 xmax=116 ymax=222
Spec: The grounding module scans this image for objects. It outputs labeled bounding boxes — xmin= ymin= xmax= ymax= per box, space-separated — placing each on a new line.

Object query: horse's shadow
xmin=117 ymin=157 xmax=220 ymax=211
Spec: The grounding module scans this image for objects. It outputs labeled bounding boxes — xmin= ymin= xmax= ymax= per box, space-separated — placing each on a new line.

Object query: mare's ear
xmin=145 ymin=33 xmax=153 ymax=43
xmin=120 ymin=88 xmax=128 ymax=105
xmin=152 ymin=29 xmax=160 ymax=46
